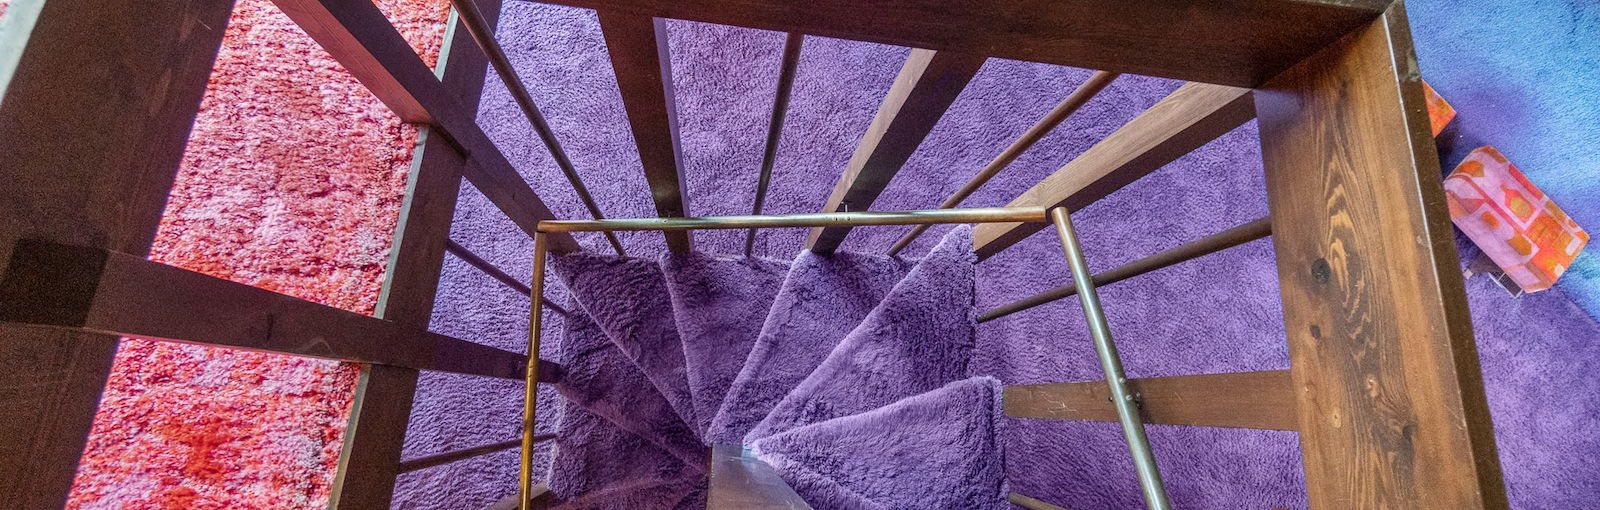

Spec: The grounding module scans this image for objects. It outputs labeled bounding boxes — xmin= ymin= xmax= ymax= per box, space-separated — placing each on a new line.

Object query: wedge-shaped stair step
xmin=546 ymin=398 xmax=703 ymax=510
xmin=708 ymin=250 xmax=912 ymax=443
xmin=751 ymin=377 xmax=1006 ymax=510
xmin=746 ymin=226 xmax=976 ymax=442
xmin=555 ymin=310 xmax=705 ymax=467
xmin=664 ymin=253 xmax=791 ymax=437
xmin=554 ymin=252 xmax=700 ymax=434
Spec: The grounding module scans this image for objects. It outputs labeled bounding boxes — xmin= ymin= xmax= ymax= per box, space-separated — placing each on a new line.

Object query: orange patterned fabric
xmin=1445 ymin=146 xmax=1588 ymax=292
xmin=1424 ymin=80 xmax=1456 ymax=136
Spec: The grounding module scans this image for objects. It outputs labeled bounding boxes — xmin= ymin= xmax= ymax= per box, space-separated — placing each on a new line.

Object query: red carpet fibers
xmin=63 ymin=0 xmax=449 ymax=508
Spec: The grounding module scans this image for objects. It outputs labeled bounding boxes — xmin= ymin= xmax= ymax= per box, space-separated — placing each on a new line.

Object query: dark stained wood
xmin=328 ymin=364 xmax=420 ymax=509
xmin=1255 ymin=3 xmax=1508 ymax=508
xmin=972 ymin=83 xmax=1255 ymax=260
xmin=1004 ymin=371 xmax=1298 ymax=430
xmin=806 ymin=49 xmax=987 ymax=253
xmin=0 ymin=241 xmax=564 ymax=383
xmin=523 ymin=0 xmax=1384 ymax=87
xmin=270 ymin=0 xmax=580 ymax=253
xmin=708 ymin=443 xmax=813 ymax=510
xmin=328 ymin=2 xmax=502 ymax=506
xmin=1008 ymin=493 xmax=1072 ymax=510
xmin=396 ymin=435 xmax=554 ymax=473
xmin=0 ymin=0 xmax=235 ymax=507
xmin=599 ymin=12 xmax=693 ymax=253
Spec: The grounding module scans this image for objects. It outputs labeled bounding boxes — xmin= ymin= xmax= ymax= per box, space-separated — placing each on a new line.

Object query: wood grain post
xmin=326 ymin=1 xmax=502 ymax=508
xmin=1255 ymin=2 xmax=1507 ymax=508
xmin=0 ymin=0 xmax=235 ymax=508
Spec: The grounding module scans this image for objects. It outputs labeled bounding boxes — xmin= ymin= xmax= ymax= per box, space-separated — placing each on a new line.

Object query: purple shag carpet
xmin=554 ymin=308 xmax=706 ymax=467
xmin=662 ymin=253 xmax=791 ymax=436
xmin=752 ymin=376 xmax=1007 ymax=510
xmin=745 ymin=226 xmax=977 ymax=442
xmin=398 ymin=2 xmax=1600 ymax=508
xmin=553 ymin=252 xmax=701 ymax=431
xmin=709 ymin=251 xmax=912 ymax=444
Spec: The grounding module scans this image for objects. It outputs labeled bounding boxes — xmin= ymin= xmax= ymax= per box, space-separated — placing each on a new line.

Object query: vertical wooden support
xmin=326 ymin=1 xmax=501 ymax=508
xmin=599 ymin=13 xmax=693 ymax=253
xmin=0 ymin=0 xmax=234 ymax=508
xmin=1255 ymin=2 xmax=1508 ymax=509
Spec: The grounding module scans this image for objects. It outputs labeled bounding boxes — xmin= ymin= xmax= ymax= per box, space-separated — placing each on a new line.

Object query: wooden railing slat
xmin=972 ymin=83 xmax=1255 ymax=260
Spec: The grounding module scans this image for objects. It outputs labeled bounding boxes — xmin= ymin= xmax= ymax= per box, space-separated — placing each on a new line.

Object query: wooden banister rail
xmin=1005 ymin=371 xmax=1298 ymax=430
xmin=887 ymin=70 xmax=1120 ymax=257
xmin=0 ymin=241 xmax=564 ymax=383
xmin=599 ymin=12 xmax=695 ymax=253
xmin=444 ymin=0 xmax=625 ymax=256
xmin=1008 ymin=493 xmax=1073 ymax=510
xmin=397 ymin=434 xmax=555 ymax=473
xmin=979 ymin=216 xmax=1271 ymax=322
xmin=972 ymin=82 xmax=1256 ymax=260
xmin=444 ymin=239 xmax=571 ymax=316
xmin=745 ymin=32 xmax=805 ymax=257
xmin=806 ymin=49 xmax=987 ymax=254
xmin=269 ymin=0 xmax=581 ymax=253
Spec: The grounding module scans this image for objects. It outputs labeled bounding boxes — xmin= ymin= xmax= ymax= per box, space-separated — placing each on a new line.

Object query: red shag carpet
xmin=60 ymin=0 xmax=449 ymax=508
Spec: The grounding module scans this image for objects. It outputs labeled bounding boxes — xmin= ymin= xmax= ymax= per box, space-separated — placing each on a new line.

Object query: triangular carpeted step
xmin=707 ymin=251 xmax=914 ymax=443
xmin=555 ymin=309 xmax=707 ymax=467
xmin=750 ymin=376 xmax=1006 ymax=510
xmin=546 ymin=397 xmax=704 ymax=510
xmin=553 ymin=252 xmax=700 ymax=434
xmin=661 ymin=252 xmax=791 ymax=438
xmin=744 ymin=226 xmax=976 ymax=442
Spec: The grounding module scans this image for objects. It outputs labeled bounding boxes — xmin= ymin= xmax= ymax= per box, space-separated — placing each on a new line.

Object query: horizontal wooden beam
xmin=806 ymin=49 xmax=987 ymax=253
xmin=522 ymin=0 xmax=1384 ymax=87
xmin=397 ymin=434 xmax=554 ymax=473
xmin=708 ymin=443 xmax=814 ymax=510
xmin=270 ymin=0 xmax=580 ymax=253
xmin=599 ymin=12 xmax=693 ymax=252
xmin=973 ymin=83 xmax=1255 ymax=259
xmin=0 ymin=241 xmax=563 ymax=382
xmin=1004 ymin=370 xmax=1297 ymax=430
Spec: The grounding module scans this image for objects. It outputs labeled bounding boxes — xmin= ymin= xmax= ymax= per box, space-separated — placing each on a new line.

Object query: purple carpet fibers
xmin=752 ymin=376 xmax=1006 ymax=510
xmin=553 ymin=252 xmax=700 ymax=432
xmin=399 ymin=2 xmax=1600 ymax=508
xmin=546 ymin=399 xmax=702 ymax=509
xmin=555 ymin=310 xmax=707 ymax=467
xmin=662 ymin=252 xmax=791 ymax=437
xmin=709 ymin=251 xmax=912 ymax=443
xmin=746 ymin=226 xmax=977 ymax=442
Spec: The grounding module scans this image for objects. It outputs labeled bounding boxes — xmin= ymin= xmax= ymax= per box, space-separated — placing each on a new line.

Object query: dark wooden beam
xmin=396 ymin=435 xmax=554 ymax=473
xmin=327 ymin=2 xmax=502 ymax=507
xmin=0 ymin=0 xmax=235 ymax=506
xmin=707 ymin=443 xmax=814 ymax=510
xmin=522 ymin=0 xmax=1384 ymax=87
xmin=0 ymin=241 xmax=564 ymax=383
xmin=805 ymin=49 xmax=986 ymax=253
xmin=270 ymin=0 xmax=580 ymax=253
xmin=972 ymin=83 xmax=1255 ymax=260
xmin=1004 ymin=371 xmax=1297 ymax=430
xmin=1256 ymin=2 xmax=1508 ymax=508
xmin=599 ymin=12 xmax=693 ymax=252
